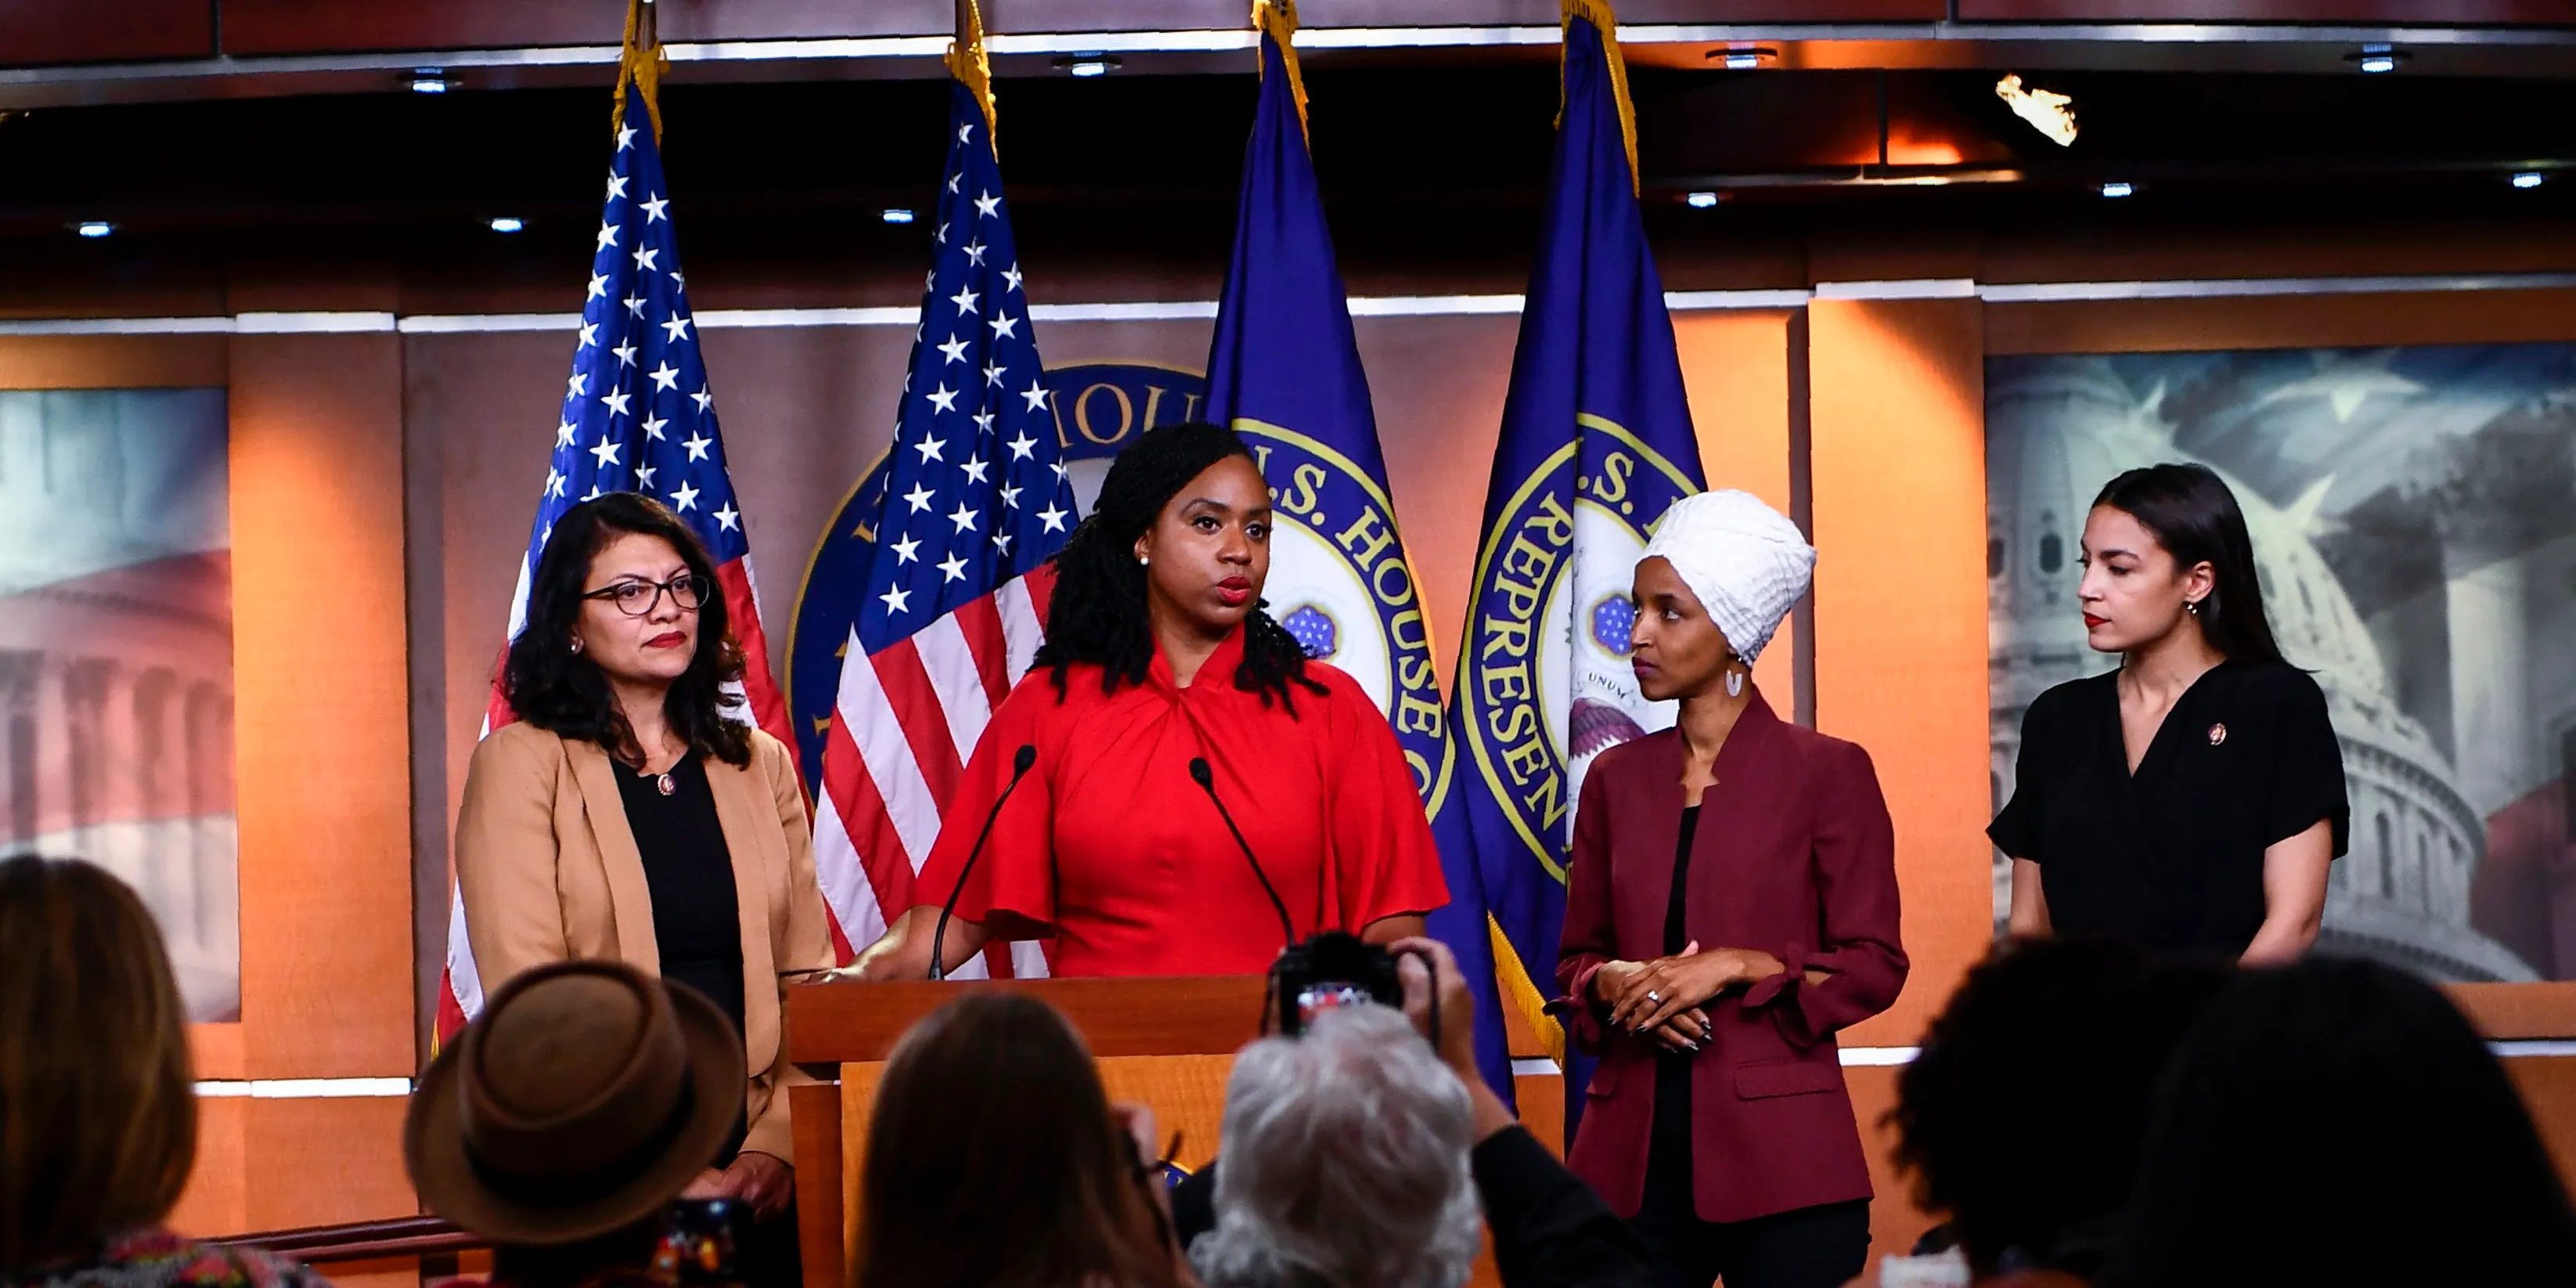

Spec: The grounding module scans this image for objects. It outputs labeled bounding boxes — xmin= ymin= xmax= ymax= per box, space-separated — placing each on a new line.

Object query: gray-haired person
xmin=1179 ymin=938 xmax=1656 ymax=1288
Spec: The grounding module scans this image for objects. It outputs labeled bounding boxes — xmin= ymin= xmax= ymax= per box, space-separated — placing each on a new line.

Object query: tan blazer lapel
xmin=564 ymin=738 xmax=664 ymax=974
xmin=704 ymin=754 xmax=782 ymax=1073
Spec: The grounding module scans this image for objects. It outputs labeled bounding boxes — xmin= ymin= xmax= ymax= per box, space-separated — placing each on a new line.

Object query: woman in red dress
xmin=851 ymin=422 xmax=1448 ymax=980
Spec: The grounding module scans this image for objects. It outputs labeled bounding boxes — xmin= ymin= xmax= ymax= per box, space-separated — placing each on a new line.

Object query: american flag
xmin=812 ymin=79 xmax=1074 ymax=981
xmin=435 ymin=82 xmax=808 ymax=1041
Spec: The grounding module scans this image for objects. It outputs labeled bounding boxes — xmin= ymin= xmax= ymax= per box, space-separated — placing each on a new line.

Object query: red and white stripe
xmin=815 ymin=565 xmax=1057 ymax=981
xmin=434 ymin=555 xmax=812 ymax=1045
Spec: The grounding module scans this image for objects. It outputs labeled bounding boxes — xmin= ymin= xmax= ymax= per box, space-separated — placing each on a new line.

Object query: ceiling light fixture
xmin=488 ymin=216 xmax=525 ymax=233
xmin=410 ymin=69 xmax=453 ymax=94
xmin=1053 ymin=54 xmax=1120 ymax=78
xmin=74 ymin=221 xmax=114 ymax=237
xmin=1684 ymin=191 xmax=1719 ymax=208
xmin=1705 ymin=46 xmax=1776 ymax=70
xmin=2347 ymin=45 xmax=2406 ymax=74
xmin=2100 ymin=181 xmax=2135 ymax=198
xmin=2513 ymin=171 xmax=2545 ymax=189
xmin=881 ymin=208 xmax=917 ymax=224
xmin=1994 ymin=74 xmax=2077 ymax=147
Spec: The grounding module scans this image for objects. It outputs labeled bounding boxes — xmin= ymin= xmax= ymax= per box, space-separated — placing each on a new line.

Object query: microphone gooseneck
xmin=930 ymin=744 xmax=1038 ymax=981
xmin=1191 ymin=756 xmax=1295 ymax=951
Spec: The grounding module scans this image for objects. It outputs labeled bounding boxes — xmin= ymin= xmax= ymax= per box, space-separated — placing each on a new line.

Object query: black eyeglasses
xmin=581 ymin=573 xmax=708 ymax=618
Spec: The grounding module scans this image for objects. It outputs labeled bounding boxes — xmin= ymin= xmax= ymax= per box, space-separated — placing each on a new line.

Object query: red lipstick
xmin=645 ymin=631 xmax=688 ymax=648
xmin=1216 ymin=576 xmax=1253 ymax=608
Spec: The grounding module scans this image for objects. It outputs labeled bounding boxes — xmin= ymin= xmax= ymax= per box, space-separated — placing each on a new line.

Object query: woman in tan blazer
xmin=454 ymin=492 xmax=834 ymax=1229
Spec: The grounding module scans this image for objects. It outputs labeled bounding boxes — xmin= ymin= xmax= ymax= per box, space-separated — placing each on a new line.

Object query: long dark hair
xmin=503 ymin=492 xmax=751 ymax=767
xmin=0 ymin=857 xmax=196 ymax=1271
xmin=2091 ymin=464 xmax=2284 ymax=665
xmin=1888 ymin=939 xmax=2231 ymax=1279
xmin=859 ymin=994 xmax=1181 ymax=1288
xmin=2102 ymin=958 xmax=2576 ymax=1287
xmin=1035 ymin=421 xmax=1328 ymax=711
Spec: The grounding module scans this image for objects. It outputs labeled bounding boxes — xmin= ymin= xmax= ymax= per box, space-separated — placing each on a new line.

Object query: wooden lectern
xmin=784 ymin=975 xmax=1272 ymax=1288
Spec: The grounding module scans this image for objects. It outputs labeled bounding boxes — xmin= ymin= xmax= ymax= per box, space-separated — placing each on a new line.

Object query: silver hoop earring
xmin=1726 ymin=669 xmax=1745 ymax=698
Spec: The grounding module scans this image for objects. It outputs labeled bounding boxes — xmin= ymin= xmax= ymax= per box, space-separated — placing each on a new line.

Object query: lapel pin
xmin=2207 ymin=723 xmax=2228 ymax=747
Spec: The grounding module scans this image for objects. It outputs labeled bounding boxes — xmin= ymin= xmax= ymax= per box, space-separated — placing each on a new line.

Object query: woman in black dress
xmin=1992 ymin=464 xmax=2347 ymax=964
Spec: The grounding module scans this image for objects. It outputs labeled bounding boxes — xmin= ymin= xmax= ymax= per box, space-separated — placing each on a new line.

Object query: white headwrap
xmin=1639 ymin=489 xmax=1814 ymax=664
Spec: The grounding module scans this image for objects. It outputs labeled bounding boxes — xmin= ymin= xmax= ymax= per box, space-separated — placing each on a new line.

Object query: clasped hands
xmin=1591 ymin=942 xmax=1786 ymax=1053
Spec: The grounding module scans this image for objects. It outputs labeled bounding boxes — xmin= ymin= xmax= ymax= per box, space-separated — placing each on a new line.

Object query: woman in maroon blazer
xmin=1556 ymin=490 xmax=1908 ymax=1288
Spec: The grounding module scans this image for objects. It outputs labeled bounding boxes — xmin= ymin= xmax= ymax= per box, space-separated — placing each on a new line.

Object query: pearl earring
xmin=1139 ymin=555 xmax=1151 ymax=567
xmin=570 ymin=637 xmax=583 ymax=655
xmin=2186 ymin=600 xmax=2202 ymax=617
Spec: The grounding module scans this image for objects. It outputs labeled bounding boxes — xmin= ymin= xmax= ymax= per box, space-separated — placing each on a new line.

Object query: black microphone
xmin=930 ymin=744 xmax=1037 ymax=981
xmin=1190 ymin=756 xmax=1296 ymax=951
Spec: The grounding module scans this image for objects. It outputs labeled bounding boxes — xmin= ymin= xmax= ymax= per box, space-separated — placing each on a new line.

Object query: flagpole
xmin=1250 ymin=0 xmax=1310 ymax=142
xmin=951 ymin=0 xmax=996 ymax=143
xmin=617 ymin=0 xmax=668 ymax=141
xmin=1559 ymin=0 xmax=1638 ymax=195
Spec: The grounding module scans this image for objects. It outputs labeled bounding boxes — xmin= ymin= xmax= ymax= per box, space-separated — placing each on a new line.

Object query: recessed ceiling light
xmin=2100 ymin=181 xmax=2135 ymax=198
xmin=1684 ymin=191 xmax=1719 ymax=208
xmin=881 ymin=208 xmax=917 ymax=225
xmin=2347 ymin=45 xmax=2406 ymax=74
xmin=74 ymin=221 xmax=114 ymax=238
xmin=1053 ymin=54 xmax=1120 ymax=78
xmin=488 ymin=216 xmax=525 ymax=233
xmin=410 ymin=71 xmax=452 ymax=94
xmin=1705 ymin=47 xmax=1775 ymax=70
xmin=2512 ymin=171 xmax=2545 ymax=189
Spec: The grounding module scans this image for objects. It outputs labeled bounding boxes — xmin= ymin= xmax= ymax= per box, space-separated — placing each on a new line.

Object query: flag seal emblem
xmin=1458 ymin=413 xmax=1695 ymax=882
xmin=1235 ymin=417 xmax=1455 ymax=815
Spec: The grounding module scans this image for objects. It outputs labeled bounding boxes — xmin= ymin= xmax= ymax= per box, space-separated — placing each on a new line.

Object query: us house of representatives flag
xmin=1202 ymin=0 xmax=1515 ymax=1102
xmin=1450 ymin=0 xmax=1711 ymax=1135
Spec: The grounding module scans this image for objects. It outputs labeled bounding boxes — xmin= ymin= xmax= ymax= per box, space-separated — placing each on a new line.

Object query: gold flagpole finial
xmin=1252 ymin=0 xmax=1310 ymax=143
xmin=949 ymin=0 xmax=999 ymax=147
xmin=614 ymin=0 xmax=669 ymax=141
xmin=1558 ymin=0 xmax=1640 ymax=197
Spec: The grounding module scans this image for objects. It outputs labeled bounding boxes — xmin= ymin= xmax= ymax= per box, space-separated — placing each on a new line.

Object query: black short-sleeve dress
xmin=1990 ymin=659 xmax=2349 ymax=957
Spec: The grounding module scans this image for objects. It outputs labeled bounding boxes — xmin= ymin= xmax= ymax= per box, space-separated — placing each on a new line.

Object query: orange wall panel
xmin=229 ymin=333 xmax=416 ymax=1083
xmin=167 ymin=1095 xmax=249 ymax=1239
xmin=1807 ymin=298 xmax=1992 ymax=1050
xmin=240 ymin=1098 xmax=417 ymax=1232
xmin=1677 ymin=308 xmax=1800 ymax=705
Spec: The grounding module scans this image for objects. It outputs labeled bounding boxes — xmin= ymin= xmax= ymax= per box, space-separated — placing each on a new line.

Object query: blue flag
xmin=1449 ymin=2 xmax=1710 ymax=1139
xmin=1204 ymin=3 xmax=1515 ymax=1103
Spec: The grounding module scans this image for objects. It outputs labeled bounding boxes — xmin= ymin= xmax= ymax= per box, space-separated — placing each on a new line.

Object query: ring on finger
xmin=1645 ymin=990 xmax=1662 ymax=1004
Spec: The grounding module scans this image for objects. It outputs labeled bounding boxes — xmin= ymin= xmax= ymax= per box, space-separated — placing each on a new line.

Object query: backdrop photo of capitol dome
xmin=0 ymin=388 xmax=237 ymax=1019
xmin=1989 ymin=346 xmax=2576 ymax=983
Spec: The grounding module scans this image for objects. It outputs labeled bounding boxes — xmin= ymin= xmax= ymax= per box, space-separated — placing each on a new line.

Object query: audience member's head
xmin=405 ymin=960 xmax=747 ymax=1287
xmin=1192 ymin=1004 xmax=1481 ymax=1288
xmin=2102 ymin=957 xmax=2576 ymax=1287
xmin=859 ymin=993 xmax=1180 ymax=1288
xmin=0 ymin=856 xmax=199 ymax=1272
xmin=1890 ymin=937 xmax=2231 ymax=1279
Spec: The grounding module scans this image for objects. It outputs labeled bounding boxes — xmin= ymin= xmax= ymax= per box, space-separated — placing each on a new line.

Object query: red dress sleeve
xmin=1315 ymin=668 xmax=1450 ymax=931
xmin=907 ymin=673 xmax=1060 ymax=941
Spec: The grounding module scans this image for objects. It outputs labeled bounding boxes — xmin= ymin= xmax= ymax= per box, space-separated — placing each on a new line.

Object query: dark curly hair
xmin=503 ymin=492 xmax=752 ymax=767
xmin=1887 ymin=938 xmax=2231 ymax=1279
xmin=1033 ymin=421 xmax=1328 ymax=712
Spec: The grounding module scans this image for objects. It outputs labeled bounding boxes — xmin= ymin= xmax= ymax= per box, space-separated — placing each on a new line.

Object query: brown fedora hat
xmin=405 ymin=960 xmax=745 ymax=1245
